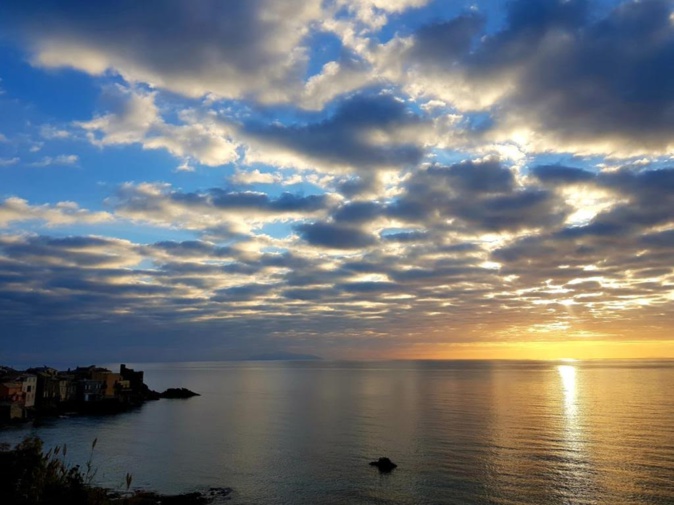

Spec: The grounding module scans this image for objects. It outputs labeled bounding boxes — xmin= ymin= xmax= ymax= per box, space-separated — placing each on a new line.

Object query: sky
xmin=1 ymin=0 xmax=674 ymax=365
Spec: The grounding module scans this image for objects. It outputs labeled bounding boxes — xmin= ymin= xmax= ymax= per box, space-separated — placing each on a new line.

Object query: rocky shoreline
xmin=104 ymin=487 xmax=232 ymax=504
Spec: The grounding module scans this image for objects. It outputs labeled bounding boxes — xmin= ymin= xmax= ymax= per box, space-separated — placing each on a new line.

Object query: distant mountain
xmin=246 ymin=351 xmax=322 ymax=361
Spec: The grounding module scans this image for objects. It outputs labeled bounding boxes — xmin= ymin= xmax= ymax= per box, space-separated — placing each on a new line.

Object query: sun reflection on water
xmin=558 ymin=364 xmax=577 ymax=419
xmin=557 ymin=363 xmax=590 ymax=498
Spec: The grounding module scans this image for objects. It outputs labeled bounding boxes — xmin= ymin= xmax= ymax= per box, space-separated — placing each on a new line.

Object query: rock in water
xmin=159 ymin=388 xmax=200 ymax=399
xmin=369 ymin=457 xmax=397 ymax=472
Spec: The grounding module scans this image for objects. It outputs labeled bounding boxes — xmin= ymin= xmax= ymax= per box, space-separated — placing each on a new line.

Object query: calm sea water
xmin=2 ymin=360 xmax=674 ymax=504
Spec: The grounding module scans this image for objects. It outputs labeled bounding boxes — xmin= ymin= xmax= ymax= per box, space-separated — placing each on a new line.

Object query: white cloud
xmin=232 ymin=169 xmax=281 ymax=185
xmin=77 ymin=85 xmax=158 ymax=145
xmin=30 ymin=154 xmax=79 ymax=167
xmin=40 ymin=125 xmax=72 ymax=140
xmin=0 ymin=197 xmax=113 ymax=227
xmin=301 ymin=58 xmax=374 ymax=110
xmin=231 ymin=168 xmax=306 ymax=186
xmin=78 ymin=85 xmax=239 ymax=167
xmin=0 ymin=157 xmax=19 ymax=167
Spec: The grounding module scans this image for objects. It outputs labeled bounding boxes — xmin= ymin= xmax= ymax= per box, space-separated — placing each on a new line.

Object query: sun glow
xmin=398 ymin=339 xmax=674 ymax=361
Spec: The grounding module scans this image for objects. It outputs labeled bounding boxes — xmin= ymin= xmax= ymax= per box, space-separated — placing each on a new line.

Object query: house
xmin=57 ymin=372 xmax=77 ymax=403
xmin=18 ymin=375 xmax=37 ymax=408
xmin=0 ymin=380 xmax=23 ymax=419
xmin=0 ymin=380 xmax=23 ymax=404
xmin=0 ymin=363 xmax=154 ymax=419
xmin=90 ymin=370 xmax=122 ymax=399
xmin=78 ymin=379 xmax=105 ymax=402
xmin=0 ymin=379 xmax=29 ymax=420
xmin=27 ymin=368 xmax=62 ymax=408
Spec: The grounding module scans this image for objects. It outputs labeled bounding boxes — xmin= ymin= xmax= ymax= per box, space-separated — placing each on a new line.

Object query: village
xmin=0 ymin=364 xmax=158 ymax=422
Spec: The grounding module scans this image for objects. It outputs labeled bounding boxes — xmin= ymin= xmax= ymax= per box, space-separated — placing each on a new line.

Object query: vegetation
xmin=0 ymin=437 xmax=230 ymax=504
xmin=0 ymin=437 xmax=108 ymax=505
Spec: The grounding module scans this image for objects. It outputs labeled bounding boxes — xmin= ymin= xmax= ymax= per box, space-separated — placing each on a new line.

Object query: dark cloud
xmin=505 ymin=0 xmax=674 ymax=147
xmin=295 ymin=222 xmax=377 ymax=249
xmin=390 ymin=263 xmax=486 ymax=284
xmin=151 ymin=240 xmax=230 ymax=258
xmin=0 ymin=235 xmax=136 ymax=268
xmin=333 ymin=201 xmax=382 ymax=223
xmin=212 ymin=284 xmax=274 ymax=302
xmin=556 ymin=222 xmax=626 ymax=239
xmin=589 ymin=168 xmax=674 ymax=232
xmin=408 ymin=0 xmax=674 ymax=151
xmin=281 ymin=287 xmax=338 ymax=301
xmin=388 ymin=159 xmax=568 ymax=232
xmin=641 ymin=229 xmax=674 ymax=249
xmin=412 ymin=14 xmax=485 ymax=64
xmin=335 ymin=177 xmax=375 ymax=198
xmin=459 ymin=190 xmax=563 ymax=232
xmin=208 ymin=190 xmax=328 ymax=213
xmin=531 ymin=165 xmax=595 ymax=184
xmin=428 ymin=159 xmax=515 ymax=194
xmin=244 ymin=93 xmax=424 ymax=171
xmin=338 ymin=281 xmax=398 ymax=293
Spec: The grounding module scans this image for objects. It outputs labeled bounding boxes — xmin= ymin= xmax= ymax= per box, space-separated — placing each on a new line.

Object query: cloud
xmin=244 ymin=93 xmax=425 ymax=173
xmin=77 ymin=85 xmax=157 ymax=144
xmin=532 ymin=164 xmax=674 ymax=232
xmin=333 ymin=201 xmax=382 ymax=224
xmin=112 ymin=182 xmax=336 ymax=235
xmin=3 ymin=153 xmax=674 ymax=361
xmin=0 ymin=197 xmax=113 ymax=227
xmin=410 ymin=13 xmax=485 ymax=64
xmin=371 ymin=0 xmax=674 ymax=155
xmin=301 ymin=55 xmax=374 ymax=110
xmin=30 ymin=154 xmax=79 ymax=167
xmin=231 ymin=169 xmax=283 ymax=186
xmin=0 ymin=157 xmax=19 ymax=167
xmin=77 ymin=85 xmax=239 ymax=167
xmin=387 ymin=159 xmax=569 ymax=232
xmin=490 ymin=165 xmax=674 ymax=318
xmin=0 ymin=234 xmax=140 ymax=268
xmin=2 ymin=0 xmax=325 ymax=103
xmin=531 ymin=165 xmax=596 ymax=184
xmin=333 ymin=0 xmax=430 ymax=30
xmin=295 ymin=221 xmax=378 ymax=249
xmin=40 ymin=125 xmax=73 ymax=140
xmin=4 ymin=1 xmax=674 ymax=361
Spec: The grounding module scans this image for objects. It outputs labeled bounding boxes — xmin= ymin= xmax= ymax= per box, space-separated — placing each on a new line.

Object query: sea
xmin=1 ymin=360 xmax=674 ymax=505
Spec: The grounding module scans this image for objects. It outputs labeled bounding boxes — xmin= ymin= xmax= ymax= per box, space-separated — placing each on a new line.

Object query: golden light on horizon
xmin=394 ymin=339 xmax=674 ymax=361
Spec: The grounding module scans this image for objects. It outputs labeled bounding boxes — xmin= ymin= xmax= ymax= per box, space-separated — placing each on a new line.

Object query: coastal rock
xmin=369 ymin=457 xmax=397 ymax=473
xmin=107 ymin=487 xmax=231 ymax=504
xmin=159 ymin=388 xmax=200 ymax=399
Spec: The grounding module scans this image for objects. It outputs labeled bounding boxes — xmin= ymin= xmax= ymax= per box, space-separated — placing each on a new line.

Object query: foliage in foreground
xmin=0 ymin=437 xmax=228 ymax=505
xmin=0 ymin=437 xmax=108 ymax=505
